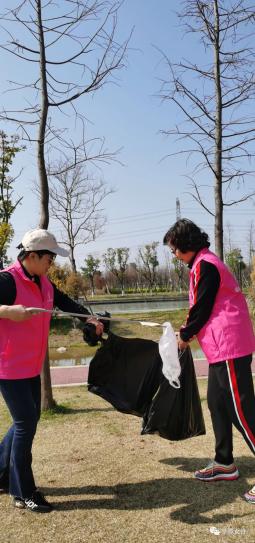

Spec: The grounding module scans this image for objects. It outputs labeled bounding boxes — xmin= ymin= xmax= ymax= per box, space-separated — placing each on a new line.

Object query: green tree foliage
xmin=0 ymin=131 xmax=23 ymax=222
xmin=81 ymin=255 xmax=101 ymax=296
xmin=225 ymin=248 xmax=245 ymax=286
xmin=47 ymin=262 xmax=70 ymax=292
xmin=48 ymin=262 xmax=88 ymax=300
xmin=0 ymin=222 xmax=14 ymax=269
xmin=0 ymin=131 xmax=24 ymax=268
xmin=65 ymin=272 xmax=88 ymax=301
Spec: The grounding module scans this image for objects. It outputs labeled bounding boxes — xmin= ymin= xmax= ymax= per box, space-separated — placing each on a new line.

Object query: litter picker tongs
xmin=25 ymin=307 xmax=168 ymax=328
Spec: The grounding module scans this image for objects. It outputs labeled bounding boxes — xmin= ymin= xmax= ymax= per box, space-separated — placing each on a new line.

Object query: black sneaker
xmin=13 ymin=491 xmax=53 ymax=513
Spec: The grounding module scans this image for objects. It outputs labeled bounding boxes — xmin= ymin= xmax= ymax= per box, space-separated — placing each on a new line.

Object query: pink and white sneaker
xmin=194 ymin=461 xmax=239 ymax=481
xmin=244 ymin=485 xmax=255 ymax=504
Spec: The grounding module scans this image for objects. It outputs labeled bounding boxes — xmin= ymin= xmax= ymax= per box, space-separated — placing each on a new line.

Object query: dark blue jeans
xmin=0 ymin=375 xmax=41 ymax=499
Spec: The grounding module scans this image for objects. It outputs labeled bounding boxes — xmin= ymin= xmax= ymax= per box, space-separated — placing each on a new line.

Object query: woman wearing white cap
xmin=0 ymin=229 xmax=103 ymax=513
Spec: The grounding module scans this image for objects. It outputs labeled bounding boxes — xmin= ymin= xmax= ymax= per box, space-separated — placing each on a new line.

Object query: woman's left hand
xmin=86 ymin=317 xmax=104 ymax=335
xmin=178 ymin=338 xmax=190 ymax=351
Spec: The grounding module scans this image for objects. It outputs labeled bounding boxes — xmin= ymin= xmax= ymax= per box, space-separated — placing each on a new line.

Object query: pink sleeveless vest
xmin=0 ymin=261 xmax=54 ymax=379
xmin=189 ymin=249 xmax=255 ymax=363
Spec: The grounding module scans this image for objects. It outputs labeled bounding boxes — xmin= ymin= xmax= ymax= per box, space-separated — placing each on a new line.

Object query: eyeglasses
xmin=34 ymin=250 xmax=56 ymax=261
xmin=40 ymin=253 xmax=56 ymax=263
xmin=47 ymin=254 xmax=56 ymax=263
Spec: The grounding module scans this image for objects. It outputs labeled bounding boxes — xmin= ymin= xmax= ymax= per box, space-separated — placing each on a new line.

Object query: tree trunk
xmin=37 ymin=0 xmax=54 ymax=409
xmin=91 ymin=276 xmax=95 ymax=296
xmin=37 ymin=0 xmax=49 ymax=230
xmin=214 ymin=0 xmax=223 ymax=260
xmin=70 ymin=245 xmax=77 ymax=273
xmin=41 ymin=347 xmax=55 ymax=410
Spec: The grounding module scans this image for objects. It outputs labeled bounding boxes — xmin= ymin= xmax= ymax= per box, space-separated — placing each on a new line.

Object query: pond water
xmin=50 ymin=356 xmax=92 ymax=367
xmin=84 ymin=298 xmax=189 ymax=314
xmin=50 ymin=297 xmax=203 ymax=367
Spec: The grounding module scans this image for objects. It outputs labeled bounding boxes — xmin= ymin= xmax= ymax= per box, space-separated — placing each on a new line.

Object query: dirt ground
xmin=0 ymin=380 xmax=254 ymax=543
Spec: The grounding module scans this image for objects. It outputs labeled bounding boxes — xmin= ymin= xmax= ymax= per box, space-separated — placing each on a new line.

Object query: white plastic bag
xmin=159 ymin=322 xmax=181 ymax=388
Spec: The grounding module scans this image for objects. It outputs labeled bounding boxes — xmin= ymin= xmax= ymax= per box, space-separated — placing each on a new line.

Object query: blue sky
xmin=1 ymin=0 xmax=255 ymax=268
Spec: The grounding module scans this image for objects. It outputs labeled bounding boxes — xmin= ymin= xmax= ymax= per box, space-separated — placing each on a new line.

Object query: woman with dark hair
xmin=164 ymin=219 xmax=255 ymax=504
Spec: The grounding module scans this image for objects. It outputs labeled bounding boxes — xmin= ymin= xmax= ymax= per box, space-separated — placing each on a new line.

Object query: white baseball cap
xmin=20 ymin=229 xmax=69 ymax=257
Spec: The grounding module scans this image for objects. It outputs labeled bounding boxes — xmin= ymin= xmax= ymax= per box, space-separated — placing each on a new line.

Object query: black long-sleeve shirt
xmin=180 ymin=259 xmax=221 ymax=342
xmin=0 ymin=268 xmax=90 ymax=319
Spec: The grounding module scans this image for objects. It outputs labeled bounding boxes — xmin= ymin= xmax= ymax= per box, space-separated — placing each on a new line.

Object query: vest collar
xmin=13 ymin=260 xmax=41 ymax=286
xmin=189 ymin=248 xmax=210 ymax=270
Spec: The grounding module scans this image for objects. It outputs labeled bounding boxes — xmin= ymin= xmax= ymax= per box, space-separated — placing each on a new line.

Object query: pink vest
xmin=0 ymin=261 xmax=54 ymax=379
xmin=189 ymin=249 xmax=255 ymax=363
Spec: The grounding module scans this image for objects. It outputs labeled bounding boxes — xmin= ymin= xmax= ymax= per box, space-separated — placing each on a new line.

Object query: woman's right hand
xmin=0 ymin=305 xmax=38 ymax=321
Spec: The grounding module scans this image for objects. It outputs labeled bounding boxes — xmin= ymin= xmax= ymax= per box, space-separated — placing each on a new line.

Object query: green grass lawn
xmin=0 ymin=383 xmax=254 ymax=543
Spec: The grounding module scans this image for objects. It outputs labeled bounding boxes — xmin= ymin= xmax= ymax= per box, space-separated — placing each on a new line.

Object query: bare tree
xmin=137 ymin=242 xmax=159 ymax=293
xmin=103 ymin=247 xmax=129 ymax=296
xmin=0 ymin=0 xmax=129 ymax=409
xmin=159 ymin=0 xmax=255 ymax=259
xmin=0 ymin=0 xmax=129 ymax=227
xmin=125 ymin=262 xmax=139 ymax=291
xmin=50 ymin=162 xmax=113 ymax=272
xmin=223 ymin=221 xmax=233 ymax=255
xmin=247 ymin=220 xmax=255 ymax=266
xmin=81 ymin=255 xmax=101 ymax=296
xmin=163 ymin=247 xmax=173 ymax=291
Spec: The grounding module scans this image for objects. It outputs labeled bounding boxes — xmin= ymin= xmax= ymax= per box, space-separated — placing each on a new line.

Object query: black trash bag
xmin=88 ymin=333 xmax=206 ymax=441
xmin=88 ymin=332 xmax=162 ymax=416
xmin=83 ymin=311 xmax=111 ymax=346
xmin=142 ymin=347 xmax=206 ymax=440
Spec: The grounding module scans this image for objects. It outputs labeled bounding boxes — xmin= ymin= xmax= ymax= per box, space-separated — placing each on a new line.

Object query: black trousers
xmin=207 ymin=355 xmax=255 ymax=465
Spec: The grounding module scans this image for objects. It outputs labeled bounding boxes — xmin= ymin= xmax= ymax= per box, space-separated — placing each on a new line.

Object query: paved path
xmin=50 ymin=359 xmax=255 ymax=386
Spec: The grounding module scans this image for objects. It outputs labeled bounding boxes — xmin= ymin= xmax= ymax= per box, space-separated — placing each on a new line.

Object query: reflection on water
xmin=50 ymin=356 xmax=92 ymax=367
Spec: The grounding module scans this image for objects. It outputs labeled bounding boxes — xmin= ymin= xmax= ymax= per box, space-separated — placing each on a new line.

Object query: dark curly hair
xmin=163 ymin=219 xmax=210 ymax=253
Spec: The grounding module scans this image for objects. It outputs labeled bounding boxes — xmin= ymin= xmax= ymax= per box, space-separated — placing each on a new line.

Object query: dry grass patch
xmin=0 ymin=381 xmax=254 ymax=543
